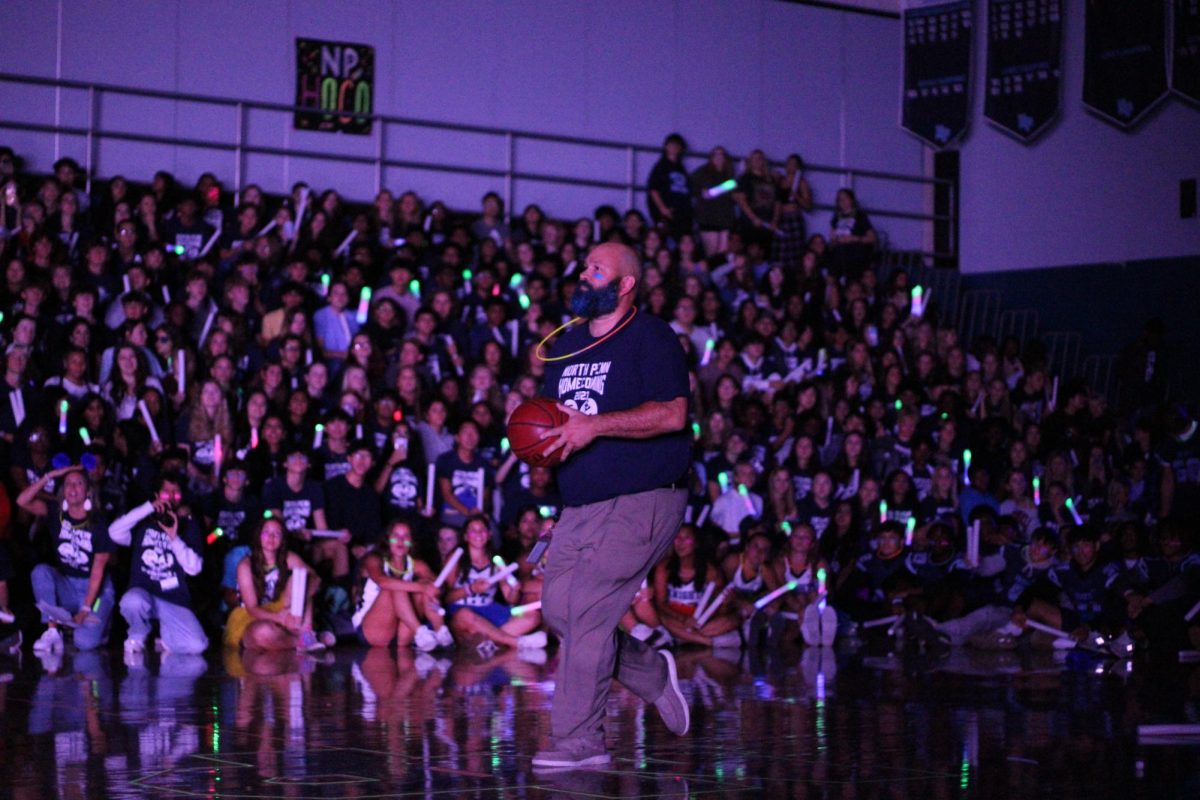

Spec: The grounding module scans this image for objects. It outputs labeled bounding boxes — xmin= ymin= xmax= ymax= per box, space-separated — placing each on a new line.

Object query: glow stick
xmin=700 ymin=338 xmax=715 ymax=367
xmin=704 ymin=178 xmax=737 ymax=199
xmin=691 ymin=422 xmax=701 ymax=441
xmin=966 ymin=520 xmax=980 ymax=566
xmin=817 ymin=349 xmax=827 ymax=375
xmin=162 ymin=285 xmax=171 ymax=303
xmin=684 ymin=505 xmax=694 ymax=524
xmin=826 ymin=416 xmax=834 ymax=443
xmin=423 ymin=213 xmax=432 ymax=232
xmin=1184 ymin=598 xmax=1200 ymax=623
xmin=905 ymin=516 xmax=916 ymax=546
xmin=9 ymin=390 xmax=24 ymax=427
xmin=319 ymin=273 xmax=330 ymax=297
xmin=781 ymin=521 xmax=792 ymax=536
xmin=176 ymin=349 xmax=185 ymax=395
xmin=1064 ymin=497 xmax=1083 ymax=525
xmin=861 ymin=614 xmax=901 ymax=629
xmin=433 ymin=548 xmax=463 ymax=588
xmin=717 ymin=472 xmax=729 ymax=493
xmin=213 ymin=434 xmax=223 ymax=479
xmin=258 ymin=218 xmax=277 ymax=236
xmin=696 ymin=504 xmax=711 ymax=527
xmin=313 ymin=423 xmax=324 ymax=448
xmin=738 ymin=484 xmax=756 ymax=514
xmin=1024 ymin=619 xmax=1072 ymax=640
xmin=356 ymin=286 xmax=372 ymax=324
xmin=754 ymin=579 xmax=799 ymax=610
xmin=511 ymin=320 xmax=519 ymax=357
xmin=962 ymin=449 xmax=972 ymax=483
xmin=250 ymin=426 xmax=260 ymax=449
xmin=309 ymin=529 xmax=344 ymax=539
xmin=693 ymin=582 xmax=716 ymax=621
xmin=290 ymin=567 xmax=307 ymax=618
xmin=334 ymin=229 xmax=357 ymax=257
xmin=483 ymin=561 xmax=519 ymax=587
xmin=817 ymin=567 xmax=827 ymax=597
xmin=910 ymin=285 xmax=924 ymax=317
xmin=426 ymin=464 xmax=436 ymax=511
xmin=500 ymin=436 xmax=509 ymax=454
xmin=408 ymin=278 xmax=421 ymax=299
xmin=198 ymin=307 xmax=217 ymax=348
xmin=879 ymin=500 xmax=888 ymax=524
xmin=1032 ymin=476 xmax=1041 ymax=506
xmin=122 ymin=274 xmax=131 ymax=294
xmin=695 ymin=585 xmax=734 ymax=627
xmin=355 ymin=423 xmax=363 ymax=439
xmin=511 ymin=600 xmax=541 ymax=617
xmin=971 ymin=391 xmax=984 ymax=415
xmin=137 ymin=400 xmax=160 ymax=443
xmin=58 ymin=399 xmax=69 ymax=435
xmin=79 ymin=427 xmax=91 ymax=446
xmin=198 ymin=227 xmax=221 ymax=257
xmin=297 ymin=187 xmax=310 ymax=223
xmin=491 ymin=555 xmax=519 ymax=587
xmin=206 ymin=527 xmax=224 ymax=545
xmin=1048 ymin=377 xmax=1058 ymax=412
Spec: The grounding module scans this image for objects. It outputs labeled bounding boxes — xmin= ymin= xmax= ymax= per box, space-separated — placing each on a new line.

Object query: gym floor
xmin=0 ymin=639 xmax=1197 ymax=799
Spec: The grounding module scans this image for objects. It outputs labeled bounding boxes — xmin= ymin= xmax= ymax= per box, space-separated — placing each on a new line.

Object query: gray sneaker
xmin=654 ymin=649 xmax=690 ymax=736
xmin=532 ymin=740 xmax=612 ymax=770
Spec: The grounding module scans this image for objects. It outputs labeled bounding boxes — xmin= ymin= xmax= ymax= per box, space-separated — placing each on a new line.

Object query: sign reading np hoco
xmin=294 ymin=37 xmax=375 ymax=135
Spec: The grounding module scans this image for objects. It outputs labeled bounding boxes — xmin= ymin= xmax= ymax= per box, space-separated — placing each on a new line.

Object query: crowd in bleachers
xmin=0 ymin=133 xmax=1196 ymax=671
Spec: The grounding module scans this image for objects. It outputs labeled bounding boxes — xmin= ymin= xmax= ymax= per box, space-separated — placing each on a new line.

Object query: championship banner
xmin=294 ymin=38 xmax=374 ymax=135
xmin=1082 ymin=0 xmax=1167 ymax=129
xmin=1174 ymin=0 xmax=1200 ymax=105
xmin=901 ymin=0 xmax=973 ymax=148
xmin=984 ymin=0 xmax=1063 ymax=142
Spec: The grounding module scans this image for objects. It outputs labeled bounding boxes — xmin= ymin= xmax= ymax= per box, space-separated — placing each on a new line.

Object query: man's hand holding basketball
xmin=540 ymin=403 xmax=598 ymax=462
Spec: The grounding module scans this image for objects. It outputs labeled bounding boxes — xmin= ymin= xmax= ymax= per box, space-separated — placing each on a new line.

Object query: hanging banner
xmin=1174 ymin=0 xmax=1200 ymax=105
xmin=294 ymin=38 xmax=374 ymax=135
xmin=901 ymin=0 xmax=973 ymax=148
xmin=1082 ymin=0 xmax=1168 ymax=129
xmin=984 ymin=0 xmax=1063 ymax=142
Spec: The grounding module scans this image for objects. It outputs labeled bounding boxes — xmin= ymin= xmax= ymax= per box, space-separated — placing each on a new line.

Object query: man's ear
xmin=619 ymin=274 xmax=637 ymax=298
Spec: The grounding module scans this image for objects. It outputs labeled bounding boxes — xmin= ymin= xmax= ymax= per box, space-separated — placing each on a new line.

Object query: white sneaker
xmin=434 ymin=625 xmax=454 ymax=649
xmin=154 ymin=638 xmax=171 ymax=654
xmin=124 ymin=637 xmax=145 ymax=669
xmin=124 ymin=637 xmax=145 ymax=655
xmin=33 ymin=627 xmax=63 ymax=654
xmin=517 ymin=631 xmax=548 ymax=649
xmin=413 ymin=625 xmax=438 ymax=652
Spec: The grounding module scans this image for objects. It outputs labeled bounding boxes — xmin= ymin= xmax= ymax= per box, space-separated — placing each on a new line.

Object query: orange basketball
xmin=507 ymin=397 xmax=569 ymax=468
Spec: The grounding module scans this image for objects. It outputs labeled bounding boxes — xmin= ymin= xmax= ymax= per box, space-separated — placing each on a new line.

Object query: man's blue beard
xmin=570 ymin=282 xmax=620 ymax=318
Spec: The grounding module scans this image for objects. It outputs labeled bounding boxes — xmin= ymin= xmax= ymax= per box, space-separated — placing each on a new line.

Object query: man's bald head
xmin=592 ymin=242 xmax=642 ymax=285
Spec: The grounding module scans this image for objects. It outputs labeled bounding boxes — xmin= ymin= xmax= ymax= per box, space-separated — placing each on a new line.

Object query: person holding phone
xmin=109 ymin=472 xmax=208 ymax=659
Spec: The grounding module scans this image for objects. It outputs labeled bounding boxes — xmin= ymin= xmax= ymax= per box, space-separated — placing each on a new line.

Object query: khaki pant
xmin=541 ymin=486 xmax=688 ymax=748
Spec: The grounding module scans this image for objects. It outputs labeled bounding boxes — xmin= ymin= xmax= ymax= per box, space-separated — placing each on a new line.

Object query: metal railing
xmin=0 ymin=71 xmax=955 ymax=260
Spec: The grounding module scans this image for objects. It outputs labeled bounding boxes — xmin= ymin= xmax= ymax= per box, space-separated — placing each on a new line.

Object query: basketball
xmin=507 ymin=397 xmax=569 ymax=468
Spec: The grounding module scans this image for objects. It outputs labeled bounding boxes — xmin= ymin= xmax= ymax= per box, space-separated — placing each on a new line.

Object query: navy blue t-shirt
xmin=541 ymin=309 xmax=690 ymax=506
xmin=47 ymin=512 xmax=113 ymax=580
xmin=129 ymin=516 xmax=203 ymax=605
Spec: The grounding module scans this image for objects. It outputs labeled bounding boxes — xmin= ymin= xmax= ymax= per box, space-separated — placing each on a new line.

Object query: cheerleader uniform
xmin=447 ymin=561 xmax=512 ymax=628
xmin=352 ymin=555 xmax=415 ymax=637
xmin=667 ymin=576 xmax=706 ymax=617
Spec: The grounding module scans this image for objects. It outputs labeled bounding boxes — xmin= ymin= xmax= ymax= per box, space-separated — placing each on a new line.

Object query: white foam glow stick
xmin=309 ymin=529 xmax=344 ymax=539
xmin=213 ymin=434 xmax=223 ymax=479
xmin=57 ymin=399 xmax=69 ymax=435
xmin=290 ymin=567 xmax=307 ymax=618
xmin=1184 ymin=598 xmax=1200 ymax=623
xmin=122 ymin=274 xmax=131 ymax=293
xmin=696 ymin=504 xmax=711 ymax=527
xmin=700 ymin=338 xmax=715 ymax=367
xmin=695 ymin=585 xmax=734 ymax=627
xmin=684 ymin=505 xmax=694 ymax=524
xmin=1064 ymin=497 xmax=1084 ymax=525
xmin=510 ymin=320 xmax=519 ymax=358
xmin=905 ymin=516 xmax=916 ymax=546
xmin=9 ymin=390 xmax=24 ymax=427
xmin=483 ymin=562 xmax=519 ymax=587
xmin=258 ymin=218 xmax=278 ymax=237
xmin=1048 ymin=376 xmax=1058 ymax=412
xmin=861 ymin=614 xmax=902 ymax=629
xmin=492 ymin=555 xmax=520 ymax=587
xmin=511 ymin=600 xmax=541 ymax=617
xmin=754 ymin=579 xmax=800 ymax=610
xmin=1024 ymin=619 xmax=1073 ymax=640
xmin=426 ymin=464 xmax=436 ymax=511
xmin=354 ymin=423 xmax=363 ymax=440
xmin=826 ymin=416 xmax=834 ymax=444
xmin=966 ymin=520 xmax=980 ymax=567
xmin=334 ymin=229 xmax=357 ymax=257
xmin=162 ymin=285 xmax=171 ymax=304
xmin=817 ymin=348 xmax=827 ymax=375
xmin=176 ymin=349 xmax=185 ymax=395
xmin=692 ymin=582 xmax=716 ymax=621
xmin=313 ymin=423 xmax=324 ymax=448
xmin=137 ymin=400 xmax=160 ymax=443
xmin=356 ymin=286 xmax=372 ymax=324
xmin=197 ymin=307 xmax=217 ymax=348
xmin=198 ymin=227 xmax=221 ymax=257
xmin=433 ymin=548 xmax=463 ymax=588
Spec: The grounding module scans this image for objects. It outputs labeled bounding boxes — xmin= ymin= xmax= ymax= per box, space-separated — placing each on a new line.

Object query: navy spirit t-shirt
xmin=541 ymin=309 xmax=690 ymax=506
xmin=47 ymin=512 xmax=113 ymax=579
xmin=129 ymin=516 xmax=203 ymax=605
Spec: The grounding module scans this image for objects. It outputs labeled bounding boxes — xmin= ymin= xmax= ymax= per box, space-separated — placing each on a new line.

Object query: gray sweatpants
xmin=541 ymin=486 xmax=688 ymax=748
